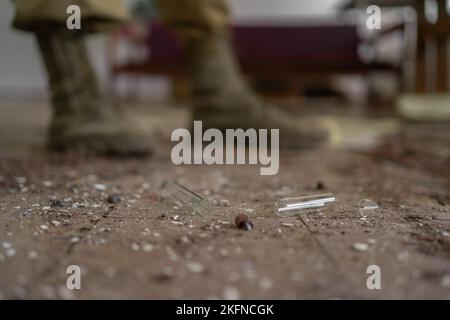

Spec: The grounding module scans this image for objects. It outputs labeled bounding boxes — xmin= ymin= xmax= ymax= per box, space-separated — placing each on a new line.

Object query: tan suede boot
xmin=189 ymin=33 xmax=328 ymax=148
xmin=36 ymin=31 xmax=155 ymax=156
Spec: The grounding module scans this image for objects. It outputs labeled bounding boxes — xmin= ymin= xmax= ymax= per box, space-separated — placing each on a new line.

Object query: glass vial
xmin=274 ymin=193 xmax=335 ymax=217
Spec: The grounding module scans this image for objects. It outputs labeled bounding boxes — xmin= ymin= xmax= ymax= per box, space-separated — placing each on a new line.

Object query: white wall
xmin=230 ymin=0 xmax=343 ymax=19
xmin=0 ymin=0 xmax=344 ymax=97
xmin=0 ymin=1 xmax=46 ymax=96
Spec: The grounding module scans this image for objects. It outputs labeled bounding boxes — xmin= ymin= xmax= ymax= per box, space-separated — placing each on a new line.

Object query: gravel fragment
xmin=186 ymin=262 xmax=204 ymax=274
xmin=352 ymin=243 xmax=369 ymax=252
xmin=42 ymin=181 xmax=52 ymax=187
xmin=259 ymin=277 xmax=273 ymax=290
xmin=223 ymin=286 xmax=241 ymax=300
xmin=107 ymin=194 xmax=121 ymax=204
xmin=6 ymin=248 xmax=16 ymax=257
xmin=156 ymin=266 xmax=175 ymax=281
xmin=94 ymin=184 xmax=107 ymax=191
xmin=142 ymin=244 xmax=154 ymax=252
xmin=50 ymin=199 xmax=64 ymax=208
xmin=70 ymin=236 xmax=80 ymax=243
xmin=2 ymin=242 xmax=12 ymax=249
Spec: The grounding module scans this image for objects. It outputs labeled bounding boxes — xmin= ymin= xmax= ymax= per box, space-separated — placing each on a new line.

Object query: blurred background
xmin=1 ymin=0 xmax=448 ymax=107
xmin=1 ymin=0 xmax=346 ymax=99
xmin=0 ymin=0 xmax=449 ymax=135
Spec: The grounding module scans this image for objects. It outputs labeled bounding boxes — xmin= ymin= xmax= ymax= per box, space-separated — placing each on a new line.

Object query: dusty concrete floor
xmin=0 ymin=100 xmax=449 ymax=299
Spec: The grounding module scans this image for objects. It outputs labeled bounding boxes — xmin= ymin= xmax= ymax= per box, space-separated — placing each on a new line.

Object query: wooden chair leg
xmin=415 ymin=41 xmax=427 ymax=93
xmin=437 ymin=36 xmax=448 ymax=92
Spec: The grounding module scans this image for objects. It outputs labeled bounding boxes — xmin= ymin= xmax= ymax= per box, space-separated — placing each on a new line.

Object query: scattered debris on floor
xmin=1 ymin=104 xmax=449 ymax=298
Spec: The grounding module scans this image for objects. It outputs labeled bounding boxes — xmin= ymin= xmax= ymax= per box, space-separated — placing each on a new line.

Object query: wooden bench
xmin=110 ymin=21 xmax=400 ymax=99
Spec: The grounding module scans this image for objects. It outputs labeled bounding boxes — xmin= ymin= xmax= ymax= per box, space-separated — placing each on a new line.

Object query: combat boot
xmin=188 ymin=33 xmax=328 ymax=148
xmin=36 ymin=31 xmax=155 ymax=156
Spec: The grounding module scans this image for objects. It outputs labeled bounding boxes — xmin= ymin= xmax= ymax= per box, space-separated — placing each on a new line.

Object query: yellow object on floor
xmin=318 ymin=116 xmax=400 ymax=151
xmin=397 ymin=94 xmax=450 ymax=122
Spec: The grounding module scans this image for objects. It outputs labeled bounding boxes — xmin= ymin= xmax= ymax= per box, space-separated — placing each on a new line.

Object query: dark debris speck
xmin=50 ymin=199 xmax=65 ymax=208
xmin=235 ymin=213 xmax=253 ymax=231
xmin=107 ymin=194 xmax=122 ymax=204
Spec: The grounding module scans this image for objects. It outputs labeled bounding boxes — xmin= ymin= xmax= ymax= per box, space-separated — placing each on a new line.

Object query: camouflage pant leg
xmin=13 ymin=0 xmax=129 ymax=32
xmin=155 ymin=0 xmax=231 ymax=46
xmin=14 ymin=0 xmax=230 ymax=38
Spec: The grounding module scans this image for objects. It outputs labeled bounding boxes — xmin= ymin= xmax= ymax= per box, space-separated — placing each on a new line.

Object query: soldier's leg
xmin=156 ymin=0 xmax=328 ymax=147
xmin=13 ymin=0 xmax=154 ymax=156
xmin=14 ymin=0 xmax=130 ymax=32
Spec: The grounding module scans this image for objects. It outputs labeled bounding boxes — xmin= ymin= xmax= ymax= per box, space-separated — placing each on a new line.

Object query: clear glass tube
xmin=160 ymin=181 xmax=209 ymax=210
xmin=274 ymin=194 xmax=335 ymax=217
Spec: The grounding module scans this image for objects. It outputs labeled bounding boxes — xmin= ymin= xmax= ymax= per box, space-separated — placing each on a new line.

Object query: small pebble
xmin=352 ymin=243 xmax=369 ymax=252
xmin=219 ymin=248 xmax=229 ymax=257
xmin=259 ymin=277 xmax=273 ymax=290
xmin=107 ymin=194 xmax=121 ymax=204
xmin=2 ymin=242 xmax=12 ymax=249
xmin=42 ymin=181 xmax=53 ymax=188
xmin=50 ymin=199 xmax=64 ymax=208
xmin=156 ymin=266 xmax=174 ymax=281
xmin=14 ymin=177 xmax=27 ymax=184
xmin=223 ymin=287 xmax=241 ymax=300
xmin=94 ymin=184 xmax=107 ymax=191
xmin=70 ymin=236 xmax=80 ymax=243
xmin=40 ymin=225 xmax=48 ymax=230
xmin=51 ymin=221 xmax=61 ymax=226
xmin=142 ymin=244 xmax=154 ymax=252
xmin=6 ymin=248 xmax=16 ymax=257
xmin=186 ymin=262 xmax=204 ymax=274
